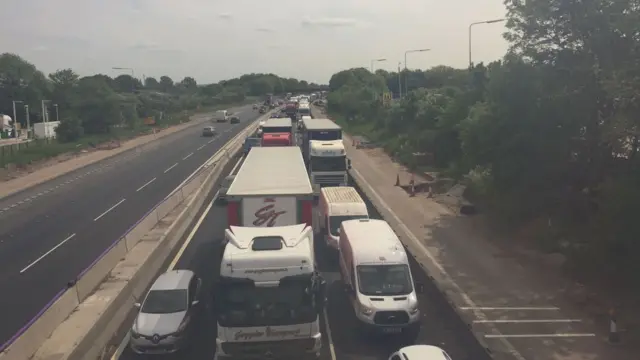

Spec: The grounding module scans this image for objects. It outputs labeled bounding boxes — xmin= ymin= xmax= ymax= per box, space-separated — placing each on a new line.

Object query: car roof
xmin=399 ymin=345 xmax=450 ymax=360
xmin=149 ymin=269 xmax=194 ymax=291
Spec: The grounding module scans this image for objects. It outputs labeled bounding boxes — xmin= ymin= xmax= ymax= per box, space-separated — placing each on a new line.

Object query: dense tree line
xmin=0 ymin=53 xmax=325 ymax=143
xmin=327 ymin=0 xmax=640 ymax=283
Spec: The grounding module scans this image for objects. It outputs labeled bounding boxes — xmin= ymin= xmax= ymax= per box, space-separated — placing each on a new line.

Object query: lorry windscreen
xmin=298 ymin=108 xmax=311 ymax=116
xmin=329 ymin=215 xmax=367 ymax=237
xmin=356 ymin=264 xmax=413 ymax=296
xmin=310 ymin=155 xmax=346 ymax=172
xmin=309 ymin=130 xmax=341 ymax=141
xmin=262 ymin=126 xmax=292 ymax=134
xmin=217 ymin=275 xmax=317 ymax=327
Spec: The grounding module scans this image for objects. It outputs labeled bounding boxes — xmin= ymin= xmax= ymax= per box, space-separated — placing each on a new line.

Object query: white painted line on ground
xmin=20 ymin=234 xmax=76 ymax=273
xmin=182 ymin=152 xmax=194 ymax=160
xmin=164 ymin=163 xmax=178 ymax=173
xmin=93 ymin=198 xmax=126 ymax=221
xmin=474 ymin=319 xmax=582 ymax=324
xmin=197 ymin=144 xmax=206 ymax=151
xmin=323 ymin=307 xmax=337 ymax=360
xmin=484 ymin=333 xmax=595 ymax=339
xmin=461 ymin=307 xmax=560 ymax=311
xmin=351 ymin=167 xmax=527 ymax=360
xmin=207 ymin=139 xmax=214 ymax=144
xmin=136 ymin=178 xmax=156 ymax=192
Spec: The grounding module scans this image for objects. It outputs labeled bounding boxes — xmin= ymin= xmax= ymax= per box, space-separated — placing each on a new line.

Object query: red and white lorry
xmin=261 ymin=118 xmax=293 ymax=146
xmin=225 ymin=146 xmax=314 ymax=228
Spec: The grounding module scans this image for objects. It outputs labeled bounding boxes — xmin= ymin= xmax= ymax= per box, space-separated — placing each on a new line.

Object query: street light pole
xmin=12 ymin=100 xmax=23 ymax=138
xmin=24 ymin=105 xmax=30 ymax=139
xmin=370 ymin=58 xmax=387 ymax=73
xmin=403 ymin=48 xmax=430 ymax=96
xmin=398 ymin=62 xmax=402 ymax=99
xmin=468 ymin=19 xmax=505 ymax=67
xmin=54 ymin=104 xmax=60 ymax=121
xmin=41 ymin=100 xmax=51 ymax=124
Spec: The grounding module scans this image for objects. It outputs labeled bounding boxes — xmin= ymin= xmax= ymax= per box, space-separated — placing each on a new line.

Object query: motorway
xmin=0 ymin=105 xmax=262 ymax=348
xmin=115 ymin=156 xmax=487 ymax=360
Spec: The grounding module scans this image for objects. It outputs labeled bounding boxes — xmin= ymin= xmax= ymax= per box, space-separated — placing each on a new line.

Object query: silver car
xmin=129 ymin=269 xmax=201 ymax=354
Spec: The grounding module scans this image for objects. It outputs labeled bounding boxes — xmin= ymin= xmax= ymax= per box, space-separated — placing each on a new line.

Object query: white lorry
xmin=215 ymin=110 xmax=229 ymax=122
xmin=214 ymin=224 xmax=324 ymax=359
xmin=300 ymin=118 xmax=349 ymax=190
xmin=338 ymin=219 xmax=422 ymax=336
xmin=225 ymin=147 xmax=314 ymax=228
xmin=317 ymin=186 xmax=368 ymax=250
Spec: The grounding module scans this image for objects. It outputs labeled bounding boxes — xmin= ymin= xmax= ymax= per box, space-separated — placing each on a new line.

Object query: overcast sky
xmin=1 ymin=0 xmax=508 ymax=84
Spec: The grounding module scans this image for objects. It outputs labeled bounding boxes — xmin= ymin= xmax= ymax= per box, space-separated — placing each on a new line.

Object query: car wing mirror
xmin=134 ymin=302 xmax=141 ymax=309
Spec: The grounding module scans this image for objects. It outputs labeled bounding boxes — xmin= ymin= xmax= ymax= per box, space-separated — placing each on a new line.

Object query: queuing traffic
xmin=121 ymin=93 xmax=457 ymax=360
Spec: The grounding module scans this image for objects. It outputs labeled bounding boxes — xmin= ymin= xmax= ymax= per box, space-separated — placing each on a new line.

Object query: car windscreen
xmin=356 ymin=264 xmax=413 ymax=296
xmin=141 ymin=289 xmax=188 ymax=314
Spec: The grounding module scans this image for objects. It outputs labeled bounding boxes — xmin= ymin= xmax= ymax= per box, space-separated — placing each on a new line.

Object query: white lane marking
xmin=351 ymin=167 xmax=527 ymax=360
xmin=323 ymin=307 xmax=337 ymax=360
xmin=474 ymin=319 xmax=582 ymax=324
xmin=93 ymin=198 xmax=126 ymax=221
xmin=111 ymin=156 xmax=245 ymax=360
xmin=485 ymin=333 xmax=595 ymax=339
xmin=461 ymin=307 xmax=560 ymax=311
xmin=207 ymin=139 xmax=214 ymax=144
xmin=20 ymin=234 xmax=76 ymax=273
xmin=197 ymin=144 xmax=206 ymax=151
xmin=164 ymin=163 xmax=179 ymax=173
xmin=136 ymin=178 xmax=156 ymax=192
xmin=182 ymin=152 xmax=194 ymax=160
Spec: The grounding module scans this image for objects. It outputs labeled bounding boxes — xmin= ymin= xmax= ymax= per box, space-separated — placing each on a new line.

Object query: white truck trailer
xmin=215 ymin=224 xmax=324 ymax=359
xmin=225 ymin=147 xmax=314 ymax=228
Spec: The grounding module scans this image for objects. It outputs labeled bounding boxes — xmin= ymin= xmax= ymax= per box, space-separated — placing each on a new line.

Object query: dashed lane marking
xmin=20 ymin=233 xmax=76 ymax=273
xmin=136 ymin=178 xmax=157 ymax=192
xmin=93 ymin=198 xmax=126 ymax=222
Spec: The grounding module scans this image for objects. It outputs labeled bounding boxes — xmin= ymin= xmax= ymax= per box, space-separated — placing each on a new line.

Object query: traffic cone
xmin=395 ymin=173 xmax=400 ymax=186
xmin=608 ymin=308 xmax=620 ymax=344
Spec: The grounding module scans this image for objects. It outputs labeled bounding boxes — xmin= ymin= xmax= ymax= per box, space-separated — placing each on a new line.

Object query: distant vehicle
xmin=388 ymin=345 xmax=453 ymax=360
xmin=230 ymin=115 xmax=240 ymax=124
xmin=129 ymin=270 xmax=202 ymax=355
xmin=216 ymin=175 xmax=236 ymax=205
xmin=215 ymin=110 xmax=228 ymax=122
xmin=252 ymin=104 xmax=258 ymax=110
xmin=259 ymin=106 xmax=266 ymax=114
xmin=318 ymin=187 xmax=368 ymax=251
xmin=242 ymin=136 xmax=261 ymax=155
xmin=202 ymin=126 xmax=217 ymax=137
xmin=261 ymin=117 xmax=293 ymax=146
xmin=270 ymin=113 xmax=280 ymax=118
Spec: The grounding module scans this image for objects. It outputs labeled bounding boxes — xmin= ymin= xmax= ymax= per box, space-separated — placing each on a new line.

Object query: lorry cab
xmin=215 ymin=224 xmax=324 ymax=359
xmin=318 ymin=187 xmax=368 ymax=250
xmin=261 ymin=118 xmax=293 ymax=146
xmin=338 ymin=219 xmax=422 ymax=336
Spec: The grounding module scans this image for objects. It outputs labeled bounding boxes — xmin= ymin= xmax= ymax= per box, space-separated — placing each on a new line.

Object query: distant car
xmin=202 ymin=126 xmax=217 ymax=137
xmin=252 ymin=104 xmax=258 ymax=110
xmin=129 ymin=270 xmax=202 ymax=355
xmin=259 ymin=106 xmax=266 ymax=114
xmin=388 ymin=345 xmax=453 ymax=360
xmin=216 ymin=175 xmax=236 ymax=205
xmin=230 ymin=115 xmax=240 ymax=124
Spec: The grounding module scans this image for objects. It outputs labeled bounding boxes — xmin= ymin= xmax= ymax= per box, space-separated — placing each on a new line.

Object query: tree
xmin=144 ymin=77 xmax=160 ymax=90
xmin=49 ymin=69 xmax=79 ymax=111
xmin=159 ymin=76 xmax=174 ymax=93
xmin=0 ymin=53 xmax=49 ymax=125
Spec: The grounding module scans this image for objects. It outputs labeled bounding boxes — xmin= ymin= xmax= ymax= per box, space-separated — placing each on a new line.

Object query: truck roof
xmin=321 ymin=187 xmax=368 ymax=217
xmin=227 ymin=147 xmax=313 ymax=196
xmin=341 ymin=219 xmax=407 ymax=265
xmin=302 ymin=118 xmax=341 ymax=131
xmin=263 ymin=117 xmax=292 ymax=127
xmin=310 ymin=139 xmax=345 ymax=154
xmin=222 ymin=224 xmax=314 ymax=281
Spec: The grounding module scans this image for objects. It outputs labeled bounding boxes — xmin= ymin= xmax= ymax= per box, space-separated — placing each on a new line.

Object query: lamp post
xmin=403 ymin=48 xmax=430 ymax=95
xmin=468 ymin=19 xmax=505 ymax=67
xmin=54 ymin=104 xmax=60 ymax=121
xmin=41 ymin=100 xmax=51 ymax=123
xmin=370 ymin=58 xmax=387 ymax=73
xmin=397 ymin=62 xmax=402 ymax=99
xmin=12 ymin=100 xmax=23 ymax=138
xmin=24 ymin=105 xmax=30 ymax=139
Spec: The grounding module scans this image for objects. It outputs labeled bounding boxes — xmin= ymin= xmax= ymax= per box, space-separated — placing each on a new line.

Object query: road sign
xmin=382 ymin=92 xmax=392 ymax=106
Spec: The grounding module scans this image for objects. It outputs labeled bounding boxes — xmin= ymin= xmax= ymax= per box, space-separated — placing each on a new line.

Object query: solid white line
xmin=474 ymin=319 xmax=582 ymax=324
xmin=484 ymin=333 xmax=595 ymax=339
xmin=182 ymin=152 xmax=194 ymax=160
xmin=20 ymin=234 xmax=76 ymax=273
xmin=461 ymin=307 xmax=560 ymax=311
xmin=230 ymin=156 xmax=243 ymax=174
xmin=136 ymin=178 xmax=156 ymax=192
xmin=164 ymin=163 xmax=178 ymax=173
xmin=323 ymin=307 xmax=337 ymax=360
xmin=93 ymin=198 xmax=126 ymax=221
xmin=207 ymin=139 xmax=214 ymax=144
xmin=197 ymin=144 xmax=206 ymax=150
xmin=350 ymin=166 xmax=527 ymax=360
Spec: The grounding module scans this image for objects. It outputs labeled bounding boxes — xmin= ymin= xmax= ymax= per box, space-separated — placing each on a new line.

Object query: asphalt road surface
xmin=0 ymin=105 xmax=261 ymax=348
xmin=117 ymin=158 xmax=488 ymax=360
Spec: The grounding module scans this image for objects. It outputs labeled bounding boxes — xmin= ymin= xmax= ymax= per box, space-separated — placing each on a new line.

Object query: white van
xmin=338 ymin=219 xmax=422 ymax=335
xmin=317 ymin=187 xmax=368 ymax=250
xmin=215 ymin=110 xmax=228 ymax=122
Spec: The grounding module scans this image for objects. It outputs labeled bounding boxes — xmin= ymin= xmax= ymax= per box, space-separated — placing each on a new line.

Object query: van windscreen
xmin=356 ymin=264 xmax=413 ymax=296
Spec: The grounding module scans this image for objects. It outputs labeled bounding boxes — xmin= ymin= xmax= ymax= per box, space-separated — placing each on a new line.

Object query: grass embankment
xmin=1 ymin=98 xmax=258 ymax=168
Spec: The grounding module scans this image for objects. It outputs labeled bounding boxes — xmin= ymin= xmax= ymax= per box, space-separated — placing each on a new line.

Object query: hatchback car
xmin=230 ymin=115 xmax=240 ymax=124
xmin=202 ymin=126 xmax=217 ymax=137
xmin=388 ymin=345 xmax=453 ymax=360
xmin=129 ymin=270 xmax=202 ymax=354
xmin=216 ymin=175 xmax=236 ymax=205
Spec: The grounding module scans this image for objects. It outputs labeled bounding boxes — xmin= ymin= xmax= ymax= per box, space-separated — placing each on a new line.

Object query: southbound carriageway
xmin=111 ymin=153 xmax=490 ymax=360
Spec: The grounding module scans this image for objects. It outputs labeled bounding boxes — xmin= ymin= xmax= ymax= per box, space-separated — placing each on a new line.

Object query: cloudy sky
xmin=1 ymin=0 xmax=508 ymax=84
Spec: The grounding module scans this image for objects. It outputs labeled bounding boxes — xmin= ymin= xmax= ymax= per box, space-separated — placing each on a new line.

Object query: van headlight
xmin=360 ymin=305 xmax=373 ymax=316
xmin=409 ymin=305 xmax=419 ymax=314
